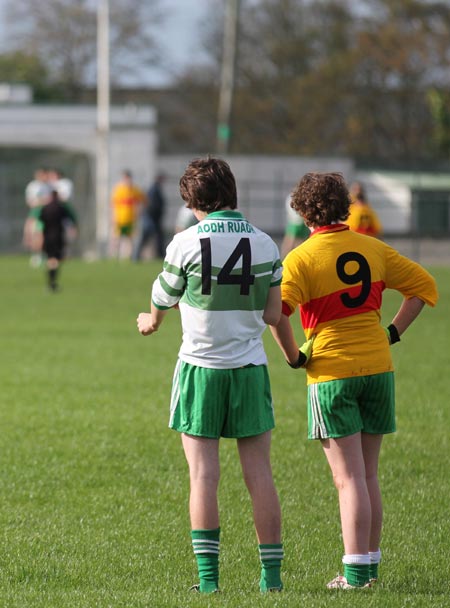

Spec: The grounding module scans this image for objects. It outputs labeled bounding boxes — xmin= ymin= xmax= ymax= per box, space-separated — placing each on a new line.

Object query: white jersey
xmin=286 ymin=194 xmax=305 ymax=226
xmin=175 ymin=205 xmax=198 ymax=231
xmin=25 ymin=180 xmax=51 ymax=208
xmin=152 ymin=210 xmax=282 ymax=369
xmin=55 ymin=177 xmax=74 ymax=202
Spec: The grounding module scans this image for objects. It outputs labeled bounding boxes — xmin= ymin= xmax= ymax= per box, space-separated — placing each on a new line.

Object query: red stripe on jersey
xmin=310 ymin=223 xmax=350 ymax=236
xmin=301 ymin=280 xmax=385 ymax=329
xmin=282 ymin=301 xmax=293 ymax=316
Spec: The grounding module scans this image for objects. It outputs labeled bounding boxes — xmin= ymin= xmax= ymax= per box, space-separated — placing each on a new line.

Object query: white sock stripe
xmin=192 ymin=539 xmax=220 ymax=546
xmin=259 ymin=548 xmax=284 ymax=561
xmin=193 ymin=548 xmax=220 ymax=555
xmin=342 ymin=553 xmax=371 ymax=565
xmin=260 ymin=553 xmax=284 ymax=560
xmin=369 ymin=549 xmax=382 ymax=563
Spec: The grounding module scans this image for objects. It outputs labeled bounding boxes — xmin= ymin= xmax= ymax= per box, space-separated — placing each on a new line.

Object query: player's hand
xmin=287 ymin=335 xmax=315 ymax=369
xmin=137 ymin=312 xmax=157 ymax=336
xmin=384 ymin=324 xmax=400 ymax=345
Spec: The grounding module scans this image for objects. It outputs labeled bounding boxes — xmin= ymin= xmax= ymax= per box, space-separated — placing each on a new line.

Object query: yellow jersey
xmin=281 ymin=224 xmax=438 ymax=384
xmin=111 ymin=182 xmax=145 ymax=227
xmin=345 ymin=201 xmax=382 ymax=236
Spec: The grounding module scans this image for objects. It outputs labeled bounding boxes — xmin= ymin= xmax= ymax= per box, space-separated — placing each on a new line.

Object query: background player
xmin=36 ymin=189 xmax=78 ymax=291
xmin=174 ymin=203 xmax=198 ymax=233
xmin=137 ymin=157 xmax=284 ymax=593
xmin=110 ymin=170 xmax=146 ymax=259
xmin=23 ymin=167 xmax=52 ymax=266
xmin=281 ymin=192 xmax=310 ymax=257
xmin=345 ymin=181 xmax=383 ymax=237
xmin=133 ymin=172 xmax=167 ymax=261
xmin=270 ymin=172 xmax=438 ymax=590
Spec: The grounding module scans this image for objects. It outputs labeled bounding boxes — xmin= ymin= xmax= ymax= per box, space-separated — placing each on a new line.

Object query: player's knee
xmin=190 ymin=467 xmax=220 ymax=487
xmin=332 ymin=472 xmax=365 ymax=492
xmin=242 ymin=468 xmax=273 ymax=493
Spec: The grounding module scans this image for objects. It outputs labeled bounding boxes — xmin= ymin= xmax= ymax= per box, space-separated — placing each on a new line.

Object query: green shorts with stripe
xmin=117 ymin=224 xmax=133 ymax=236
xmin=307 ymin=372 xmax=396 ymax=440
xmin=285 ymin=221 xmax=310 ymax=239
xmin=169 ymin=359 xmax=275 ymax=439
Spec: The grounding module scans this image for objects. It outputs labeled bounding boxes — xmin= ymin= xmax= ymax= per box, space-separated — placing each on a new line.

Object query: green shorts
xmin=307 ymin=372 xmax=396 ymax=440
xmin=169 ymin=359 xmax=275 ymax=439
xmin=28 ymin=207 xmax=44 ymax=232
xmin=117 ymin=224 xmax=133 ymax=236
xmin=285 ymin=221 xmax=310 ymax=239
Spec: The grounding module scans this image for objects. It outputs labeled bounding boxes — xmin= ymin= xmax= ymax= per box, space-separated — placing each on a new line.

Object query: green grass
xmin=1 ymin=256 xmax=449 ymax=607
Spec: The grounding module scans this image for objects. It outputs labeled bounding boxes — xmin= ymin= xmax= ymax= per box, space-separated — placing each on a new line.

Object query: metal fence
xmin=1 ymin=151 xmax=450 ymax=265
xmin=162 ymin=173 xmax=450 ymax=266
xmin=0 ymin=148 xmax=94 ymax=255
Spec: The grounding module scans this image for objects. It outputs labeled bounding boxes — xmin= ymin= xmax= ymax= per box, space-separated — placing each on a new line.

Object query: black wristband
xmin=387 ymin=323 xmax=400 ymax=345
xmin=287 ymin=350 xmax=307 ymax=369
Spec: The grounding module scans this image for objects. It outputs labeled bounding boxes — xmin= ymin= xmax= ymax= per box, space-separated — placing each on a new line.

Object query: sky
xmin=152 ymin=0 xmax=211 ymax=85
xmin=0 ymin=0 xmax=212 ymax=87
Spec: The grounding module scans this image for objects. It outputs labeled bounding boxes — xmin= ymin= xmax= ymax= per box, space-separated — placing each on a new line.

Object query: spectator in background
xmin=147 ymin=172 xmax=167 ymax=257
xmin=281 ymin=193 xmax=310 ymax=257
xmin=111 ymin=170 xmax=146 ymax=259
xmin=133 ymin=172 xmax=167 ymax=260
xmin=345 ymin=182 xmax=383 ymax=237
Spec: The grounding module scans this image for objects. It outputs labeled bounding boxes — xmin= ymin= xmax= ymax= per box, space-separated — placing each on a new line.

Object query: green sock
xmin=191 ymin=528 xmax=220 ymax=593
xmin=369 ymin=549 xmax=381 ymax=580
xmin=259 ymin=543 xmax=283 ymax=592
xmin=343 ymin=563 xmax=370 ymax=587
xmin=369 ymin=561 xmax=379 ymax=580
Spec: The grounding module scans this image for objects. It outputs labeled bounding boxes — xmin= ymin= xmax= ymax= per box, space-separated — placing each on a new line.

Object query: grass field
xmin=1 ymin=256 xmax=449 ymax=607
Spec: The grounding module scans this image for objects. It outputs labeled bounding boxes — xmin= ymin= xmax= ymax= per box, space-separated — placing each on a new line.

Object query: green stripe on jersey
xmin=158 ymin=274 xmax=184 ymax=298
xmin=181 ymin=272 xmax=273 ymax=310
xmin=185 ymin=259 xmax=278 ymax=278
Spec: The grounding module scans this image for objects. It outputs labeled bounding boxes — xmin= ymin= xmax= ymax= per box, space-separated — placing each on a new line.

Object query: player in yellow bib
xmin=271 ymin=172 xmax=438 ymax=590
xmin=110 ymin=170 xmax=145 ymax=258
xmin=345 ymin=181 xmax=382 ymax=237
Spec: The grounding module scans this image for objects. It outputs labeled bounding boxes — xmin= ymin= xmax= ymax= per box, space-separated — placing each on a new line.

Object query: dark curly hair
xmin=290 ymin=172 xmax=350 ymax=228
xmin=179 ymin=156 xmax=237 ymax=213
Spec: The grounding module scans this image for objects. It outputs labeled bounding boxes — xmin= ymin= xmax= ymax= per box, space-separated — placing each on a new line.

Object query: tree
xmin=344 ymin=0 xmax=450 ymax=162
xmin=4 ymin=0 xmax=165 ymax=100
xmin=172 ymin=0 xmax=450 ymax=163
xmin=428 ymin=88 xmax=450 ymax=157
xmin=232 ymin=0 xmax=355 ymax=154
xmin=0 ymin=51 xmax=64 ymax=102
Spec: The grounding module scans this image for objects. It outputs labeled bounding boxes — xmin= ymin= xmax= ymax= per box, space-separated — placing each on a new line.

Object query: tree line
xmin=1 ymin=0 xmax=450 ymax=165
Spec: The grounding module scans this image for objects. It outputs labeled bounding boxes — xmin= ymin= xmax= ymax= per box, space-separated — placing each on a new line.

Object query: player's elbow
xmin=263 ymin=286 xmax=282 ymax=326
xmin=263 ymin=308 xmax=282 ymax=326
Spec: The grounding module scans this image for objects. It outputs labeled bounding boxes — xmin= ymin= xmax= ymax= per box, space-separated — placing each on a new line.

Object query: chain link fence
xmin=1 ymin=151 xmax=449 ymax=265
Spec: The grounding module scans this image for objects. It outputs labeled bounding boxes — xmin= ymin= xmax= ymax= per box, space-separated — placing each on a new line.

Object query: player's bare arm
xmin=270 ymin=313 xmax=300 ymax=364
xmin=262 ymin=285 xmax=282 ymax=326
xmin=137 ymin=312 xmax=156 ymax=335
xmin=390 ymin=296 xmax=426 ymax=337
xmin=137 ymin=305 xmax=169 ymax=336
